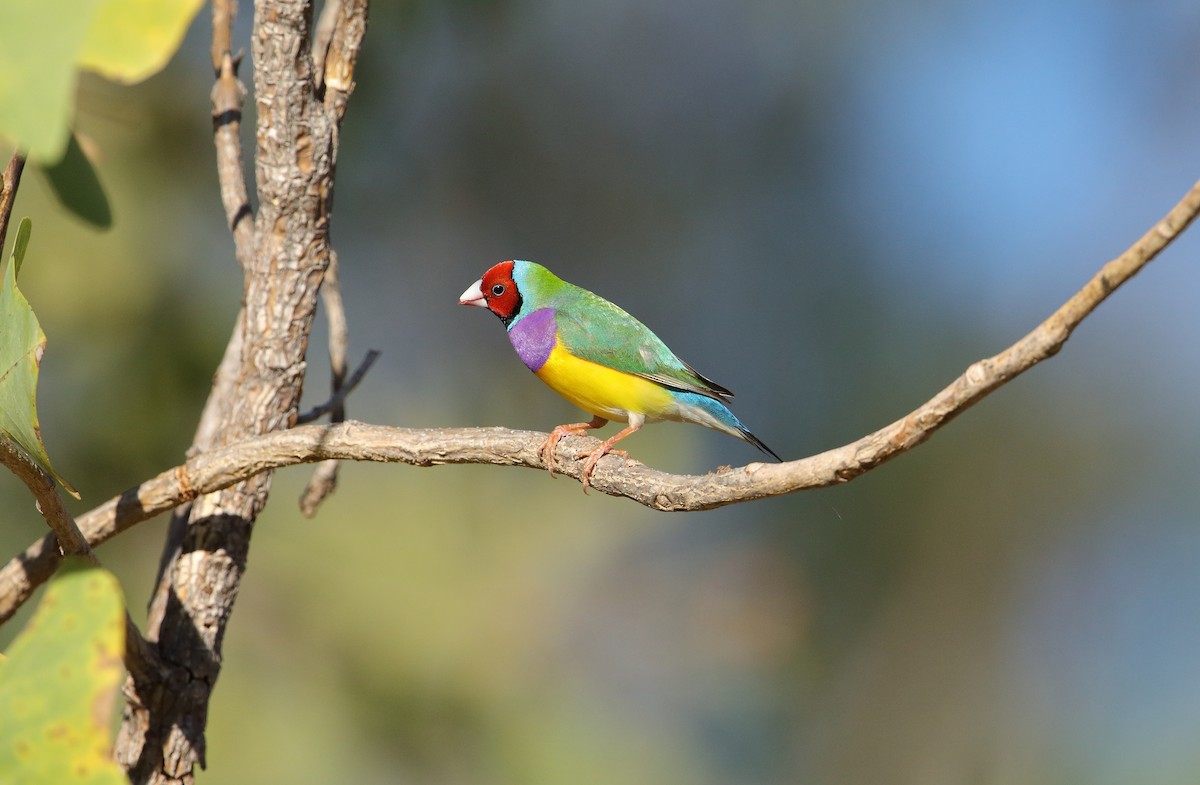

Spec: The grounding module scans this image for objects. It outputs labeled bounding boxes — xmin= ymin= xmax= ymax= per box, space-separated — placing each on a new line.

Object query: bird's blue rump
xmin=670 ymin=391 xmax=781 ymax=461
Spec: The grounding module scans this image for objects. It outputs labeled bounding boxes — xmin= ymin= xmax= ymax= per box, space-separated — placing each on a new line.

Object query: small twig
xmin=210 ymin=0 xmax=252 ymax=265
xmin=298 ymin=457 xmax=339 ymax=517
xmin=299 ymin=0 xmax=369 ymax=520
xmin=296 ymin=345 xmax=380 ymax=516
xmin=295 ymin=347 xmax=380 ymax=424
xmin=0 ymin=441 xmax=96 ymax=562
xmin=318 ymin=0 xmax=368 ymax=120
xmin=323 ymin=251 xmax=351 ymax=418
xmin=210 ymin=0 xmax=237 ymax=74
xmin=302 ymin=0 xmax=369 ymax=518
xmin=311 ymin=0 xmax=342 ymax=89
xmin=0 ymin=150 xmax=26 ymax=256
xmin=298 ymin=251 xmax=356 ymax=515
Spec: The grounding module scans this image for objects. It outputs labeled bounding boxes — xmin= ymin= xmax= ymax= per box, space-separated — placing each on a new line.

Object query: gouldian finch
xmin=459 ymin=260 xmax=781 ymax=490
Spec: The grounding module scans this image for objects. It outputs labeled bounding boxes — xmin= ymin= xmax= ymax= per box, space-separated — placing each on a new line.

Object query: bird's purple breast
xmin=507 ymin=307 xmax=557 ymax=372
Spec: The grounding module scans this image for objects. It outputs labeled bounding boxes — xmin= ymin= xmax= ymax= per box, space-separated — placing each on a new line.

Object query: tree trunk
xmin=114 ymin=1 xmax=364 ymax=780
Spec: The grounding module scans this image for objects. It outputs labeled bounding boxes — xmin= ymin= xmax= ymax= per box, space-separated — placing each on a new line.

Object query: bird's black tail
xmin=740 ymin=427 xmax=782 ymax=462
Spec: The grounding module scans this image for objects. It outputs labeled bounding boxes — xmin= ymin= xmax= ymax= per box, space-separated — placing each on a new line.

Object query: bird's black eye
xmin=491 ymin=284 xmax=506 ymax=296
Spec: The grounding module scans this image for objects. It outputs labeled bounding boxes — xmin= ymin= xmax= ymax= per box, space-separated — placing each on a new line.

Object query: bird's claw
xmin=539 ymin=425 xmax=578 ymax=479
xmin=579 ymin=447 xmax=629 ymax=494
xmin=537 ymin=434 xmax=557 ymax=479
xmin=539 ymin=417 xmax=608 ymax=485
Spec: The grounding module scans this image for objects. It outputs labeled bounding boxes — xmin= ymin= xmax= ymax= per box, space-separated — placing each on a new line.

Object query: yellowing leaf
xmin=0 ymin=219 xmax=79 ymax=497
xmin=76 ymin=0 xmax=206 ymax=85
xmin=0 ymin=0 xmax=105 ymax=162
xmin=0 ymin=559 xmax=127 ymax=785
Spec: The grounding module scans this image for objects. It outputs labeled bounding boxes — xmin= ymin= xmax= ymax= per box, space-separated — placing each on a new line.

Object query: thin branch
xmin=303 ymin=0 xmax=368 ymax=519
xmin=295 ymin=347 xmax=379 ymax=424
xmin=322 ymin=251 xmax=351 ymax=420
xmin=298 ymin=453 xmax=339 ymax=517
xmin=311 ymin=0 xmax=341 ymax=88
xmin=318 ymin=0 xmax=367 ymax=120
xmin=0 ymin=150 xmax=26 ymax=255
xmin=210 ymin=0 xmax=237 ymax=73
xmin=298 ymin=255 xmax=358 ymax=515
xmin=0 ymin=441 xmax=96 ymax=563
xmin=211 ymin=0 xmax=253 ymax=264
xmin=3 ymin=175 xmax=1198 ymax=629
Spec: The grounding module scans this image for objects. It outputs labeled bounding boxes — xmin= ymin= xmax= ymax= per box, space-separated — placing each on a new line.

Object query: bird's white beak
xmin=459 ymin=279 xmax=486 ymax=307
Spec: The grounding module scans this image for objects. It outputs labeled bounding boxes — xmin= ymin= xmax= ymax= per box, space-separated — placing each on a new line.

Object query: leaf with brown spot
xmin=0 ymin=559 xmax=126 ymax=784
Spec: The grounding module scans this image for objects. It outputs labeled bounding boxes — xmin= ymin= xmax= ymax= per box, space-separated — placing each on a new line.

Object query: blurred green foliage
xmin=0 ymin=0 xmax=204 ymax=162
xmin=0 ymin=0 xmax=101 ymax=162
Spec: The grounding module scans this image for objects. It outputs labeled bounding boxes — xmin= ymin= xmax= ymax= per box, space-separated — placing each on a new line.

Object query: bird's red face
xmin=459 ymin=261 xmax=523 ymax=324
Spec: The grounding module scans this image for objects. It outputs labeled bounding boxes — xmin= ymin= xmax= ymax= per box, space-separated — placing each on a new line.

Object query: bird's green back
xmin=512 ymin=261 xmax=733 ymax=399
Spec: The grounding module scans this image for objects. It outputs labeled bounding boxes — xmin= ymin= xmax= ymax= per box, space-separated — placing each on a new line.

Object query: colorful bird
xmin=459 ymin=260 xmax=781 ymax=491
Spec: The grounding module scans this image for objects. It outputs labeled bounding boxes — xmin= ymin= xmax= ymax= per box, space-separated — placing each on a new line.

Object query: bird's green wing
xmin=552 ymin=284 xmax=734 ymax=400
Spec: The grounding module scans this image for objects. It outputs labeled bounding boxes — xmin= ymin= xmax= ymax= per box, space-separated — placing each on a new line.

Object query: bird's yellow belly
xmin=535 ymin=343 xmax=675 ymax=422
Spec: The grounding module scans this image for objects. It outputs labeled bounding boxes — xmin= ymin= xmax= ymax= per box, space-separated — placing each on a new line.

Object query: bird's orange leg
xmin=540 ymin=416 xmax=608 ymax=479
xmin=579 ymin=420 xmax=643 ymax=494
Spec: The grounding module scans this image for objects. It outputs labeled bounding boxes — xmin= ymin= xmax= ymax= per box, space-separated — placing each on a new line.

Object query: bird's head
xmin=459 ymin=260 xmax=523 ymax=325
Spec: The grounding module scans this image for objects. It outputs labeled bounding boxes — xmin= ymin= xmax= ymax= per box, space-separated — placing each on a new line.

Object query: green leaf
xmin=76 ymin=0 xmax=206 ymax=85
xmin=0 ymin=0 xmax=105 ymax=163
xmin=0 ymin=0 xmax=199 ymax=161
xmin=10 ymin=217 xmax=31 ymax=278
xmin=0 ymin=219 xmax=79 ymax=497
xmin=0 ymin=559 xmax=127 ymax=785
xmin=41 ymin=132 xmax=113 ymax=229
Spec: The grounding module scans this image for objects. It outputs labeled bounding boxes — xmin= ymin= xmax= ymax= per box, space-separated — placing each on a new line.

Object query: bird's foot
xmin=539 ymin=417 xmax=608 ymax=479
xmin=579 ymin=446 xmax=629 ymax=494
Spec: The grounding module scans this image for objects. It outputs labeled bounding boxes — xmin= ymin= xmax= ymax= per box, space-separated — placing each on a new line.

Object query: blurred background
xmin=3 ymin=0 xmax=1200 ymax=782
